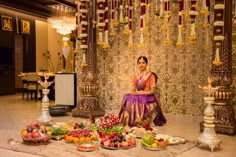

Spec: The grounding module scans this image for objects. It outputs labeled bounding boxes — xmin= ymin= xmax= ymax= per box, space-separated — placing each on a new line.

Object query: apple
xmin=128 ymin=138 xmax=136 ymax=146
xmin=43 ymin=134 xmax=49 ymax=139
xmin=26 ymin=132 xmax=33 ymax=138
xmin=104 ymin=135 xmax=110 ymax=140
xmin=120 ymin=142 xmax=129 ymax=147
xmin=109 ymin=142 xmax=115 ymax=147
xmin=159 ymin=141 xmax=168 ymax=148
xmin=103 ymin=140 xmax=110 ymax=147
xmin=32 ymin=132 xmax=40 ymax=138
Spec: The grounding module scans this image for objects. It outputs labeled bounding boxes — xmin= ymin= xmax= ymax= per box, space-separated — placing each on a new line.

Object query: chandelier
xmin=48 ymin=5 xmax=76 ymax=35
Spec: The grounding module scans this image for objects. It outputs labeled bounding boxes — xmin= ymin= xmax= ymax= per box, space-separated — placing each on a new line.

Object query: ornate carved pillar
xmin=203 ymin=0 xmax=236 ymax=135
xmin=72 ymin=0 xmax=105 ymax=118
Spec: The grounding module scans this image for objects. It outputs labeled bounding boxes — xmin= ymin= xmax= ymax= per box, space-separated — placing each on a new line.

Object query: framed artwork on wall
xmin=1 ymin=15 xmax=12 ymax=31
xmin=21 ymin=20 xmax=30 ymax=34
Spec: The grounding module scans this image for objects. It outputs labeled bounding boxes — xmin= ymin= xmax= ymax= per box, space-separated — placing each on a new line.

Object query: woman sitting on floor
xmin=118 ymin=56 xmax=167 ymax=128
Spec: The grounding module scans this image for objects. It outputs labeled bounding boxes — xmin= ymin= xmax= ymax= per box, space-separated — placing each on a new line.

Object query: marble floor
xmin=0 ymin=93 xmax=236 ymax=157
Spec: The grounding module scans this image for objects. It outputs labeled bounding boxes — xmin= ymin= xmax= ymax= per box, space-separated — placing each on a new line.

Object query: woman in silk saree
xmin=118 ymin=56 xmax=166 ymax=127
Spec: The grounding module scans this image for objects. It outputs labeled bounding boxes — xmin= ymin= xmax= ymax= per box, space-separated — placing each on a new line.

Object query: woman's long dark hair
xmin=137 ymin=56 xmax=148 ymax=64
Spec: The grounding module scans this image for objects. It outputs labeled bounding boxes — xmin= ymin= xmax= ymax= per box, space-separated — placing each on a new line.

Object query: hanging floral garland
xmin=119 ymin=0 xmax=125 ymax=24
xmin=188 ymin=0 xmax=198 ymax=43
xmin=145 ymin=0 xmax=151 ymax=24
xmin=155 ymin=0 xmax=165 ymax=19
xmin=163 ymin=0 xmax=171 ymax=45
xmin=201 ymin=0 xmax=210 ymax=49
xmin=138 ymin=0 xmax=146 ymax=48
xmin=77 ymin=0 xmax=89 ymax=67
xmin=123 ymin=0 xmax=130 ymax=34
xmin=97 ymin=0 xmax=106 ymax=45
xmin=109 ymin=0 xmax=116 ymax=36
xmin=75 ymin=0 xmax=81 ymax=52
xmin=176 ymin=0 xmax=184 ymax=46
xmin=103 ymin=0 xmax=110 ymax=48
xmin=213 ymin=0 xmax=225 ymax=66
xmin=128 ymin=0 xmax=134 ymax=48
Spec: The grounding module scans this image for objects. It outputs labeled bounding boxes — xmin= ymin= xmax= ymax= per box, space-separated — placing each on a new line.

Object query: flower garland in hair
xmin=213 ymin=0 xmax=225 ymax=66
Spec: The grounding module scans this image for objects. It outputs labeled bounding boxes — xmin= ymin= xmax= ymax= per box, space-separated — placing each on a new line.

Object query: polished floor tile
xmin=0 ymin=93 xmax=235 ymax=157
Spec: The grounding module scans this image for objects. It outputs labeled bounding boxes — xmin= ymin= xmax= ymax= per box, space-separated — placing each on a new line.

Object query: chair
xmin=25 ymin=73 xmax=42 ymax=101
xmin=20 ymin=75 xmax=27 ymax=100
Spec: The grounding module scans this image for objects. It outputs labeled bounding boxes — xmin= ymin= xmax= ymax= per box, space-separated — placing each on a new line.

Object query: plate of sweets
xmin=155 ymin=134 xmax=186 ymax=145
xmin=141 ymin=135 xmax=168 ymax=151
xmin=129 ymin=126 xmax=154 ymax=139
xmin=50 ymin=122 xmax=73 ymax=140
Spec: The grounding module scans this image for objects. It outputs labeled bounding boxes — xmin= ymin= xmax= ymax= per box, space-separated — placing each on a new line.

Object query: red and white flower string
xmin=77 ymin=0 xmax=89 ymax=67
xmin=139 ymin=0 xmax=146 ymax=48
xmin=176 ymin=0 xmax=184 ymax=46
xmin=103 ymin=0 xmax=110 ymax=48
xmin=188 ymin=0 xmax=198 ymax=43
xmin=213 ymin=0 xmax=225 ymax=66
xmin=97 ymin=0 xmax=106 ymax=45
xmin=75 ymin=0 xmax=80 ymax=52
xmin=109 ymin=0 xmax=116 ymax=35
xmin=145 ymin=0 xmax=151 ymax=24
xmin=123 ymin=0 xmax=130 ymax=34
xmin=128 ymin=0 xmax=133 ymax=48
xmin=119 ymin=0 xmax=125 ymax=23
xmin=163 ymin=0 xmax=171 ymax=45
xmin=201 ymin=0 xmax=210 ymax=48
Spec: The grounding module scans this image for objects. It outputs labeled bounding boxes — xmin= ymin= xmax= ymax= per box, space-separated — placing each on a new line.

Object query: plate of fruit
xmin=64 ymin=128 xmax=99 ymax=143
xmin=141 ymin=135 xmax=168 ymax=151
xmin=100 ymin=132 xmax=136 ymax=150
xmin=21 ymin=122 xmax=51 ymax=145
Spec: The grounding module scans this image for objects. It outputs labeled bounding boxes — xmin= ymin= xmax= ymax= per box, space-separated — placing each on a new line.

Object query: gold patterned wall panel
xmin=94 ymin=2 xmax=213 ymax=115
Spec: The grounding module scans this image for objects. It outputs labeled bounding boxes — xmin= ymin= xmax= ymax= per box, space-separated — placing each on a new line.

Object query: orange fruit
xmin=21 ymin=130 xmax=28 ymax=137
xmin=85 ymin=137 xmax=91 ymax=143
xmin=65 ymin=135 xmax=73 ymax=142
xmin=92 ymin=134 xmax=98 ymax=141
xmin=154 ymin=140 xmax=159 ymax=145
xmin=73 ymin=137 xmax=79 ymax=143
xmin=80 ymin=137 xmax=85 ymax=143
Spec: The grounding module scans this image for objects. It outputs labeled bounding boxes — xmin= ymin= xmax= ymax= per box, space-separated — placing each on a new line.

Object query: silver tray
xmin=77 ymin=143 xmax=98 ymax=152
xmin=143 ymin=146 xmax=166 ymax=151
xmin=100 ymin=144 xmax=119 ymax=150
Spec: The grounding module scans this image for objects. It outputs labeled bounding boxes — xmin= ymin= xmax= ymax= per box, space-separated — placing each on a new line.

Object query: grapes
xmin=67 ymin=129 xmax=92 ymax=138
xmin=27 ymin=127 xmax=33 ymax=133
